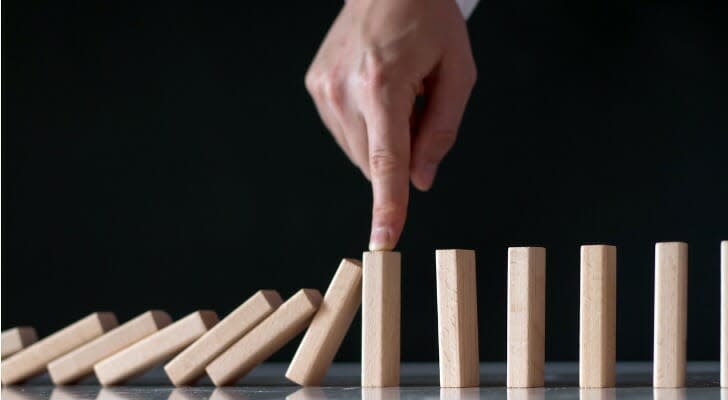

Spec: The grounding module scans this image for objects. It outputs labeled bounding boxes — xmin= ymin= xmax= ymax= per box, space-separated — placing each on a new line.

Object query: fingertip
xmin=368 ymin=226 xmax=395 ymax=251
xmin=411 ymin=161 xmax=438 ymax=192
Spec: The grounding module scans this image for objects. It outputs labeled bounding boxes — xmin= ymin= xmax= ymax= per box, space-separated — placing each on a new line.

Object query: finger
xmin=311 ymin=93 xmax=356 ymax=164
xmin=363 ymin=86 xmax=412 ymax=251
xmin=410 ymin=56 xmax=476 ymax=191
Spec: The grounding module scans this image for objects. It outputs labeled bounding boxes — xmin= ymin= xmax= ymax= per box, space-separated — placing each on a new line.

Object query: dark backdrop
xmin=3 ymin=2 xmax=727 ymax=362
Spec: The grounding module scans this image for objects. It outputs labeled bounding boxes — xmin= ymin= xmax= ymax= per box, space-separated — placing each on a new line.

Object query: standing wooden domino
xmin=723 ymin=240 xmax=728 ymax=388
xmin=1 ymin=312 xmax=117 ymax=385
xmin=654 ymin=242 xmax=688 ymax=388
xmin=286 ymin=259 xmax=363 ymax=386
xmin=1 ymin=327 xmax=37 ymax=358
xmin=362 ymin=251 xmax=401 ymax=387
xmin=164 ymin=290 xmax=283 ymax=386
xmin=47 ymin=310 xmax=172 ymax=385
xmin=579 ymin=245 xmax=617 ymax=388
xmin=93 ymin=310 xmax=218 ymax=386
xmin=507 ymin=247 xmax=546 ymax=388
xmin=436 ymin=249 xmax=479 ymax=388
xmin=206 ymin=289 xmax=322 ymax=386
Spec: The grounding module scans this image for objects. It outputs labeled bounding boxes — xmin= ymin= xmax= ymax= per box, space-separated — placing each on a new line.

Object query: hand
xmin=305 ymin=0 xmax=476 ymax=250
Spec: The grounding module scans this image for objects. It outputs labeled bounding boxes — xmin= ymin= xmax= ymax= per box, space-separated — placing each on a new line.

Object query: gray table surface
xmin=2 ymin=362 xmax=724 ymax=400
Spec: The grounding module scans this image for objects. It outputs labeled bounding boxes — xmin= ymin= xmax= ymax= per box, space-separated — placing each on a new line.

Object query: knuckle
xmin=357 ymin=54 xmax=391 ymax=91
xmin=369 ymin=148 xmax=402 ymax=175
xmin=320 ymin=73 xmax=345 ymax=110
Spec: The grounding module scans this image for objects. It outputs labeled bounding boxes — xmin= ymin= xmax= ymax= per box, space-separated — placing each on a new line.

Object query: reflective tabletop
xmin=2 ymin=362 xmax=724 ymax=400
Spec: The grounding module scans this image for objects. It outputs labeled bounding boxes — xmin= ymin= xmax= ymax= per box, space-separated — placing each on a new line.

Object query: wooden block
xmin=654 ymin=242 xmax=688 ymax=388
xmin=507 ymin=247 xmax=546 ymax=388
xmin=579 ymin=245 xmax=616 ymax=388
xmin=579 ymin=388 xmax=616 ymax=400
xmin=47 ymin=310 xmax=172 ymax=385
xmin=722 ymin=241 xmax=728 ymax=388
xmin=93 ymin=310 xmax=218 ymax=386
xmin=206 ymin=289 xmax=322 ymax=386
xmin=436 ymin=249 xmax=479 ymax=388
xmin=1 ymin=327 xmax=37 ymax=358
xmin=1 ymin=312 xmax=117 ymax=385
xmin=164 ymin=290 xmax=283 ymax=386
xmin=286 ymin=259 xmax=363 ymax=386
xmin=362 ymin=251 xmax=401 ymax=387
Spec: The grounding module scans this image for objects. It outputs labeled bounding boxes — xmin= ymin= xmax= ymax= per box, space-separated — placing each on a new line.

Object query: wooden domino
xmin=93 ymin=310 xmax=218 ymax=386
xmin=1 ymin=327 xmax=37 ymax=358
xmin=507 ymin=247 xmax=546 ymax=388
xmin=362 ymin=251 xmax=401 ymax=387
xmin=654 ymin=242 xmax=688 ymax=388
xmin=47 ymin=310 xmax=172 ymax=385
xmin=579 ymin=245 xmax=616 ymax=388
xmin=206 ymin=289 xmax=322 ymax=386
xmin=436 ymin=249 xmax=479 ymax=388
xmin=286 ymin=259 xmax=363 ymax=386
xmin=1 ymin=312 xmax=117 ymax=385
xmin=723 ymin=240 xmax=728 ymax=388
xmin=164 ymin=290 xmax=283 ymax=386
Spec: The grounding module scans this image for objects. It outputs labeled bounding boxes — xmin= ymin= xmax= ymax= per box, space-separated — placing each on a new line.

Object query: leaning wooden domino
xmin=93 ymin=310 xmax=218 ymax=386
xmin=723 ymin=240 xmax=728 ymax=388
xmin=507 ymin=247 xmax=546 ymax=388
xmin=164 ymin=290 xmax=283 ymax=386
xmin=436 ymin=249 xmax=479 ymax=388
xmin=362 ymin=251 xmax=401 ymax=387
xmin=579 ymin=245 xmax=616 ymax=388
xmin=286 ymin=259 xmax=362 ymax=386
xmin=653 ymin=242 xmax=688 ymax=388
xmin=206 ymin=289 xmax=322 ymax=386
xmin=1 ymin=312 xmax=117 ymax=385
xmin=47 ymin=310 xmax=172 ymax=384
xmin=1 ymin=327 xmax=37 ymax=358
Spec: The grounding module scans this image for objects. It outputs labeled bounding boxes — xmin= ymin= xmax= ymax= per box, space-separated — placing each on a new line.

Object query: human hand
xmin=305 ymin=0 xmax=476 ymax=250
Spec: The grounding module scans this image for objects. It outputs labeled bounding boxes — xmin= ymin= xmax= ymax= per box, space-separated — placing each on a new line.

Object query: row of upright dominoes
xmin=1 ymin=241 xmax=726 ymax=388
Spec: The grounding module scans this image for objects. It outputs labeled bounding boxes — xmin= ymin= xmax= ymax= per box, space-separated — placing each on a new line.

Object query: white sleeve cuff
xmin=455 ymin=0 xmax=478 ymax=19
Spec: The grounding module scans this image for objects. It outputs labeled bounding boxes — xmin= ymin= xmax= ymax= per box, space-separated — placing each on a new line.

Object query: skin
xmin=305 ymin=0 xmax=477 ymax=250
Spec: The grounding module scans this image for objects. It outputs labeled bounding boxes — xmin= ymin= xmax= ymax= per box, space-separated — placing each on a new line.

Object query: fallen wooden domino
xmin=206 ymin=289 xmax=322 ymax=386
xmin=164 ymin=290 xmax=283 ymax=386
xmin=1 ymin=312 xmax=118 ymax=385
xmin=362 ymin=251 xmax=401 ymax=387
xmin=507 ymin=247 xmax=546 ymax=388
xmin=1 ymin=327 xmax=37 ymax=358
xmin=436 ymin=249 xmax=479 ymax=388
xmin=93 ymin=310 xmax=218 ymax=386
xmin=47 ymin=310 xmax=172 ymax=385
xmin=579 ymin=245 xmax=617 ymax=388
xmin=722 ymin=240 xmax=728 ymax=388
xmin=286 ymin=259 xmax=362 ymax=386
xmin=654 ymin=242 xmax=688 ymax=388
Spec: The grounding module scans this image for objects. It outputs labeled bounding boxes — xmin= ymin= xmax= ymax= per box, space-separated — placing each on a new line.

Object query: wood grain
xmin=286 ymin=259 xmax=362 ymax=386
xmin=206 ymin=289 xmax=322 ymax=386
xmin=1 ymin=327 xmax=37 ymax=358
xmin=654 ymin=242 xmax=688 ymax=388
xmin=362 ymin=251 xmax=401 ymax=387
xmin=48 ymin=310 xmax=172 ymax=384
xmin=507 ymin=247 xmax=546 ymax=388
xmin=164 ymin=290 xmax=283 ymax=386
xmin=1 ymin=312 xmax=117 ymax=385
xmin=94 ymin=311 xmax=218 ymax=386
xmin=436 ymin=249 xmax=479 ymax=388
xmin=579 ymin=245 xmax=617 ymax=388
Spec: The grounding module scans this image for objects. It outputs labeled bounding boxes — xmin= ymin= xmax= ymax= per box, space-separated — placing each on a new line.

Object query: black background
xmin=2 ymin=1 xmax=727 ymax=363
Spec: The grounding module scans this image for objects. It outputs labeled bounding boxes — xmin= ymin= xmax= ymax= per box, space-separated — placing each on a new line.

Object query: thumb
xmin=410 ymin=57 xmax=476 ymax=191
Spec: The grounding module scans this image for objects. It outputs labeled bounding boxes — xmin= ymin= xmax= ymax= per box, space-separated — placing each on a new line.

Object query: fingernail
xmin=369 ymin=226 xmax=393 ymax=251
xmin=418 ymin=162 xmax=438 ymax=190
